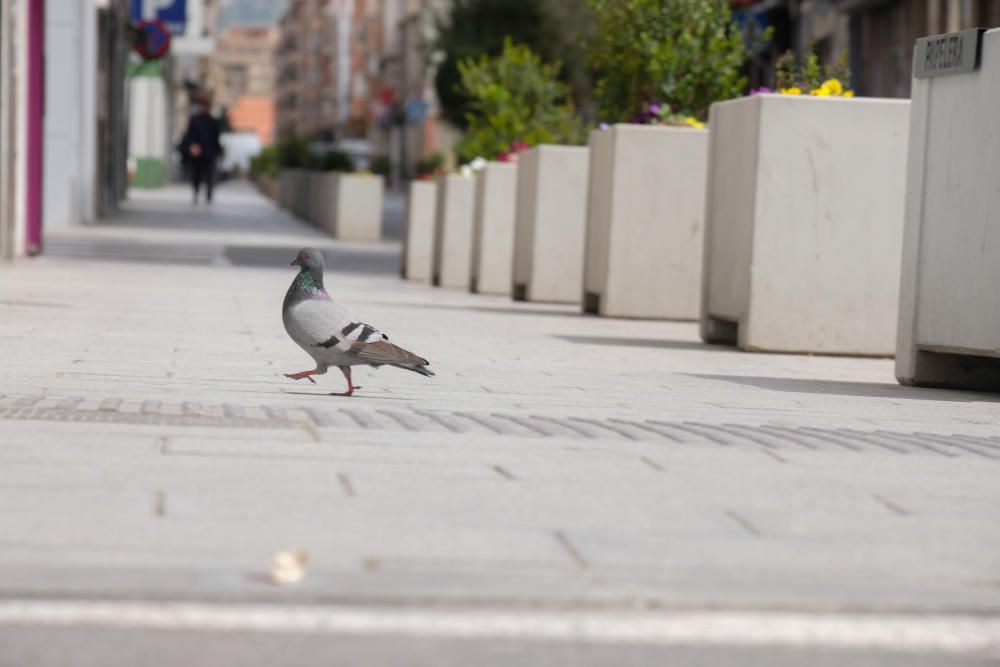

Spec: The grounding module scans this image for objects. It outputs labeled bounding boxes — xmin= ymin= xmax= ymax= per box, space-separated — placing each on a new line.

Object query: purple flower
xmin=598 ymin=122 xmax=610 ymax=130
xmin=649 ymin=102 xmax=662 ymax=115
xmin=630 ymin=110 xmax=656 ymax=124
xmin=750 ymin=86 xmax=773 ymax=96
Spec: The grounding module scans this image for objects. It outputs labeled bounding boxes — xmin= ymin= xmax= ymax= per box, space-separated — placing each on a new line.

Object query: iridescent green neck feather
xmin=295 ymin=268 xmax=324 ymax=293
xmin=284 ymin=267 xmax=328 ymax=310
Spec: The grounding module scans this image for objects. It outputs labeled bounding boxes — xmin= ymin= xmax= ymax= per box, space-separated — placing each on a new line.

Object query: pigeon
xmin=282 ymin=247 xmax=434 ymax=396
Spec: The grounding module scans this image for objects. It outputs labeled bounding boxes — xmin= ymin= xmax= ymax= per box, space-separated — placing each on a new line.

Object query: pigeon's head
xmin=291 ymin=248 xmax=324 ymax=273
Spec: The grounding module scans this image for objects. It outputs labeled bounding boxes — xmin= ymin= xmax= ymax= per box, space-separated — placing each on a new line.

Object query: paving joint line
xmin=551 ymin=530 xmax=588 ymax=570
xmin=725 ymin=510 xmax=762 ymax=538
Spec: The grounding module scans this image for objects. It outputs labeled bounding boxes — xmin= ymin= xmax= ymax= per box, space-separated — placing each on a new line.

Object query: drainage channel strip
xmin=0 ymin=406 xmax=296 ymax=430
xmin=0 ymin=398 xmax=998 ymax=459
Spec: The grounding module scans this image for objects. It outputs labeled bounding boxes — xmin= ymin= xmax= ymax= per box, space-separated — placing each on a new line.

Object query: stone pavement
xmin=0 ymin=181 xmax=997 ymax=665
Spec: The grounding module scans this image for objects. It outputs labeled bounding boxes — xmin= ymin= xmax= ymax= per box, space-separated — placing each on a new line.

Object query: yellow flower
xmin=843 ymin=90 xmax=854 ymax=98
xmin=685 ymin=116 xmax=705 ymax=129
xmin=779 ymin=87 xmax=801 ymax=95
xmin=810 ymin=87 xmax=831 ymax=96
xmin=821 ymin=78 xmax=843 ymax=95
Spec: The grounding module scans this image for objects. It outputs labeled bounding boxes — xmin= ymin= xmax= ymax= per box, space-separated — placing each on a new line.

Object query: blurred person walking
xmin=179 ymin=93 xmax=223 ymax=204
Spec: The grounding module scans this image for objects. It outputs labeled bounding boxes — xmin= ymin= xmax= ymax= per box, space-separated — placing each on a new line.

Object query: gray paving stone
xmin=4 ymin=625 xmax=995 ymax=667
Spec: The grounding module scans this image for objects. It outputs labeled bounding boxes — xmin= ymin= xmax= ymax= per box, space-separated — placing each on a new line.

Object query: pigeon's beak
xmin=291 ymin=258 xmax=302 ymax=267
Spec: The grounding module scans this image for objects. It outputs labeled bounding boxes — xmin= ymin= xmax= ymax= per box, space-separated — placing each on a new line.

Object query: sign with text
xmin=914 ymin=28 xmax=986 ymax=79
xmin=130 ymin=0 xmax=186 ymax=36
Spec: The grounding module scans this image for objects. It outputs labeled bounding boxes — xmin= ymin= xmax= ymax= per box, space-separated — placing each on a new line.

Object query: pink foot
xmin=285 ymin=370 xmax=317 ymax=384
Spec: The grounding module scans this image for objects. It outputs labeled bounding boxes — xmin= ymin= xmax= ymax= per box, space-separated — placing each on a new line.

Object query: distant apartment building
xmin=372 ymin=0 xmax=459 ymax=179
xmin=274 ymin=0 xmax=338 ymax=140
xmin=274 ymin=0 xmax=383 ymax=142
xmin=341 ymin=0 xmax=384 ymax=138
xmin=211 ymin=26 xmax=279 ymax=144
xmin=213 ymin=26 xmax=279 ymax=106
xmin=274 ymin=0 xmax=454 ymax=178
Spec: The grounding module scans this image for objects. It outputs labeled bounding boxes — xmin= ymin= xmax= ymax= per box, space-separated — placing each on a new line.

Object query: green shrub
xmin=432 ymin=0 xmax=581 ymax=128
xmin=250 ymin=145 xmax=280 ymax=178
xmin=414 ymin=152 xmax=445 ymax=178
xmin=311 ymin=149 xmax=355 ymax=173
xmin=588 ymin=0 xmax=761 ymax=122
xmin=370 ymin=155 xmax=392 ymax=177
xmin=455 ymin=40 xmax=585 ymax=163
xmin=277 ymin=137 xmax=310 ymax=169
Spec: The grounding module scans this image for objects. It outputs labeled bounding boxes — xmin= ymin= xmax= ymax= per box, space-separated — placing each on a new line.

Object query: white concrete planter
xmin=402 ymin=180 xmax=437 ymax=281
xmin=512 ymin=145 xmax=590 ymax=303
xmin=298 ymin=171 xmax=312 ymax=221
xmin=291 ymin=170 xmax=309 ymax=220
xmin=432 ymin=173 xmax=476 ymax=288
xmin=700 ymin=94 xmax=910 ymax=355
xmin=331 ymin=174 xmax=384 ymax=241
xmin=254 ymin=175 xmax=278 ymax=201
xmin=313 ymin=172 xmax=338 ymax=234
xmin=471 ymin=162 xmax=517 ymax=295
xmin=278 ymin=170 xmax=291 ymax=209
xmin=897 ymin=27 xmax=1000 ymax=389
xmin=584 ymin=124 xmax=707 ymax=319
xmin=279 ymin=169 xmax=301 ymax=212
xmin=307 ymin=171 xmax=325 ymax=226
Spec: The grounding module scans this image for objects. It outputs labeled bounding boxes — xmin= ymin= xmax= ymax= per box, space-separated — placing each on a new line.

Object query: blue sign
xmin=405 ymin=100 xmax=429 ymax=124
xmin=130 ymin=0 xmax=186 ymax=36
xmin=732 ymin=9 xmax=772 ymax=54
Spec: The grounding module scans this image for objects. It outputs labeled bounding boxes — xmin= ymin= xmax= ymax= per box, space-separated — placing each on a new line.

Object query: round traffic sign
xmin=133 ymin=19 xmax=171 ymax=60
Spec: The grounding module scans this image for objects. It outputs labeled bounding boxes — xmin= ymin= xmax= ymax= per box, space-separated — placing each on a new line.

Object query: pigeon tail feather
xmin=399 ymin=363 xmax=435 ymax=377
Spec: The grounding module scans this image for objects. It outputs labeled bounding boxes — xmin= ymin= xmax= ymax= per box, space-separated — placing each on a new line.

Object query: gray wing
xmin=337 ymin=322 xmax=430 ymax=368
xmin=316 ymin=320 xmax=392 ymax=352
xmin=348 ymin=338 xmax=429 ymax=367
xmin=286 ymin=299 xmax=429 ymax=370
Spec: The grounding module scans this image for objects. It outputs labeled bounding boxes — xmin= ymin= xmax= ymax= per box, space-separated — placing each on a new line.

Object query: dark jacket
xmin=180 ymin=112 xmax=223 ymax=163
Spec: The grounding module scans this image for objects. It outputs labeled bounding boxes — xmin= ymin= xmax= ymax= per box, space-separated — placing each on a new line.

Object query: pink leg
xmin=331 ymin=367 xmax=362 ymax=397
xmin=284 ymin=369 xmax=317 ymax=384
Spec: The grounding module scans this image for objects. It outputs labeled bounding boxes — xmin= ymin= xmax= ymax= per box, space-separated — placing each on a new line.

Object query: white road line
xmin=0 ymin=601 xmax=997 ymax=656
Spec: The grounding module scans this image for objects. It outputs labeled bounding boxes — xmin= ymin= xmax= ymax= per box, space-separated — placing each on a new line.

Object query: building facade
xmin=371 ymin=0 xmax=459 ymax=181
xmin=273 ymin=0 xmax=456 ymax=179
xmin=274 ymin=0 xmax=338 ymax=141
xmin=211 ymin=25 xmax=279 ymax=144
xmin=0 ymin=0 xmax=129 ymax=259
xmin=213 ymin=26 xmax=280 ymax=107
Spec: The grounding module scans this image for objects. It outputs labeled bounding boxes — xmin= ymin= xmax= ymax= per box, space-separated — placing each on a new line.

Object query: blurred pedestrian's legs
xmin=190 ymin=161 xmax=201 ymax=203
xmin=179 ymin=94 xmax=222 ymax=205
xmin=190 ymin=160 xmax=215 ymax=204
